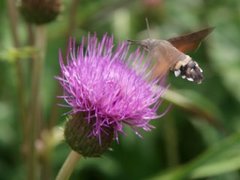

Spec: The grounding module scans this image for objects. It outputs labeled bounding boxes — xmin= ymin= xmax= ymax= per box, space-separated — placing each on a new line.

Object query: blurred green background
xmin=1 ymin=0 xmax=240 ymax=179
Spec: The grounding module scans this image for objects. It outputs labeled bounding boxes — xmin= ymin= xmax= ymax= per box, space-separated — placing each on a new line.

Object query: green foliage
xmin=0 ymin=47 xmax=37 ymax=63
xmin=153 ymin=131 xmax=240 ymax=179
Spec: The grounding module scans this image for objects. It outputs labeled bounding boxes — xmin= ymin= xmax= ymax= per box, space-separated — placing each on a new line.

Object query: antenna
xmin=145 ymin=18 xmax=151 ymax=39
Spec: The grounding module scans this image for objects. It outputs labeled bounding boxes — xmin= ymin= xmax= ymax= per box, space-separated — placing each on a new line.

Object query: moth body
xmin=129 ymin=39 xmax=204 ymax=84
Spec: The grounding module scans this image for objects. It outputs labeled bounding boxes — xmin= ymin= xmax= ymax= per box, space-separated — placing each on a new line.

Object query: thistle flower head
xmin=58 ymin=34 xmax=167 ymax=156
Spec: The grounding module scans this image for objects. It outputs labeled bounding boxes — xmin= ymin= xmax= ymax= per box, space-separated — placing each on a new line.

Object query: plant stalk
xmin=7 ymin=0 xmax=27 ymax=142
xmin=28 ymin=25 xmax=47 ymax=180
xmin=56 ymin=150 xmax=81 ymax=180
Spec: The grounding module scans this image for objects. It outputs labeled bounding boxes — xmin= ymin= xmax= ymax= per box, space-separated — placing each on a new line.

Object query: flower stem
xmin=7 ymin=0 xmax=27 ymax=142
xmin=28 ymin=25 xmax=47 ymax=180
xmin=56 ymin=150 xmax=81 ymax=180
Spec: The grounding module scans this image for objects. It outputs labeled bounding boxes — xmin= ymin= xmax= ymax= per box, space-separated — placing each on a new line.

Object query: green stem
xmin=28 ymin=25 xmax=47 ymax=180
xmin=163 ymin=116 xmax=179 ymax=167
xmin=56 ymin=150 xmax=81 ymax=180
xmin=7 ymin=0 xmax=27 ymax=143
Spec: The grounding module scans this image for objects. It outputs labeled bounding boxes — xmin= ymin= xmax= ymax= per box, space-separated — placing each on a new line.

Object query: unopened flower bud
xmin=19 ymin=0 xmax=62 ymax=24
xmin=64 ymin=113 xmax=114 ymax=157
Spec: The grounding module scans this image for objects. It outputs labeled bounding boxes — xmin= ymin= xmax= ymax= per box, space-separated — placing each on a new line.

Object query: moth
xmin=128 ymin=27 xmax=214 ymax=84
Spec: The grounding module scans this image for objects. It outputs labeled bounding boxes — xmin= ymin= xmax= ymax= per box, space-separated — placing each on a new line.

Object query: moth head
xmin=127 ymin=39 xmax=157 ymax=51
xmin=174 ymin=60 xmax=203 ymax=84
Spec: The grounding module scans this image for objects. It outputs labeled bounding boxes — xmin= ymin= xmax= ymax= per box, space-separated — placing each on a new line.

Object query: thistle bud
xmin=19 ymin=0 xmax=62 ymax=24
xmin=64 ymin=113 xmax=114 ymax=157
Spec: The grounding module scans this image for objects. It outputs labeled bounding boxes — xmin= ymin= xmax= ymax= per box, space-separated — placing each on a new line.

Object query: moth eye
xmin=144 ymin=45 xmax=150 ymax=51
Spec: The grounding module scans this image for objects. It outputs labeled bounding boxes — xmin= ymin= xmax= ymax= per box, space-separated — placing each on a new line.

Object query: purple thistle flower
xmin=58 ymin=34 xmax=168 ymax=143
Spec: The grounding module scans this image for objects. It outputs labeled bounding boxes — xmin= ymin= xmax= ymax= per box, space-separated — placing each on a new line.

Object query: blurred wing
xmin=167 ymin=27 xmax=214 ymax=53
xmin=150 ymin=43 xmax=181 ymax=80
xmin=151 ymin=57 xmax=171 ymax=80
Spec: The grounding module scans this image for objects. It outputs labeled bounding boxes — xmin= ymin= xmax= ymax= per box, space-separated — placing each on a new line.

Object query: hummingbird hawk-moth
xmin=128 ymin=27 xmax=214 ymax=84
